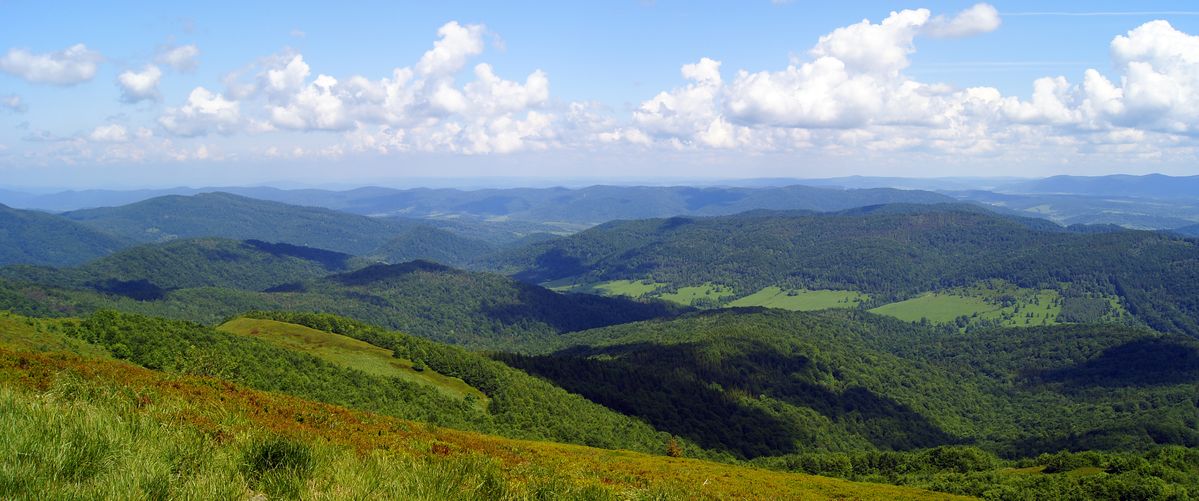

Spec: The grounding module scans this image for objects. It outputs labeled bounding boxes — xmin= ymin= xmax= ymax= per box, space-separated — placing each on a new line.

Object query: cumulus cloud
xmin=610 ymin=5 xmax=1199 ymax=165
xmin=416 ymin=21 xmax=485 ymax=76
xmin=117 ymin=65 xmax=163 ymax=103
xmin=261 ymin=21 xmax=555 ymax=153
xmin=1 ymin=94 xmax=26 ymax=113
xmin=924 ymin=3 xmax=1001 ymax=38
xmin=89 ymin=124 xmax=129 ymax=142
xmin=155 ymin=44 xmax=200 ymax=72
xmin=0 ymin=44 xmax=102 ymax=85
xmin=158 ymin=87 xmax=241 ymax=136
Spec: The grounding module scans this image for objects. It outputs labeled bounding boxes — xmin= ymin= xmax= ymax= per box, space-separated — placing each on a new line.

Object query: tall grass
xmin=0 ymin=374 xmax=699 ymax=500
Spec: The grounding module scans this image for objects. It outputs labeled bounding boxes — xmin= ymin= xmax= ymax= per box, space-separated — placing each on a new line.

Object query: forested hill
xmin=0 ymin=238 xmax=367 ymax=297
xmin=61 ymin=192 xmax=412 ymax=255
xmin=491 ymin=205 xmax=1199 ymax=336
xmin=0 ymin=203 xmax=129 ymax=266
xmin=0 ymin=257 xmax=681 ymax=351
xmin=502 ymin=308 xmax=1199 ymax=459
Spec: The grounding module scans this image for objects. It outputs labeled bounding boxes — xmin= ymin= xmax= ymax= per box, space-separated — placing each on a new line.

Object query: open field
xmin=218 ymin=317 xmax=487 ymax=407
xmin=656 ymin=283 xmax=736 ymax=306
xmin=727 ymin=287 xmax=869 ymax=311
xmin=869 ymin=281 xmax=1063 ymax=328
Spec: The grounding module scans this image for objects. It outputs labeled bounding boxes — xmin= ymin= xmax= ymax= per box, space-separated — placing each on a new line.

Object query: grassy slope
xmin=728 ymin=287 xmax=869 ymax=311
xmin=217 ymin=318 xmax=487 ymax=407
xmin=869 ymin=282 xmax=1065 ymax=328
xmin=657 ymin=283 xmax=736 ymax=306
xmin=0 ymin=334 xmax=960 ymax=500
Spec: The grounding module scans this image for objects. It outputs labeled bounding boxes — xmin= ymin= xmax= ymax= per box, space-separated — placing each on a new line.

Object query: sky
xmin=2 ymin=1 xmax=1199 ymax=188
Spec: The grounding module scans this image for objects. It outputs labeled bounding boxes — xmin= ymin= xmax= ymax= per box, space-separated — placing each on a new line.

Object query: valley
xmin=1 ymin=180 xmax=1199 ymax=499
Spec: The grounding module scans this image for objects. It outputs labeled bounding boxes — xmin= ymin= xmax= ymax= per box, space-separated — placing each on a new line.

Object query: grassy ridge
xmin=218 ymin=317 xmax=489 ymax=408
xmin=0 ymin=346 xmax=962 ymax=500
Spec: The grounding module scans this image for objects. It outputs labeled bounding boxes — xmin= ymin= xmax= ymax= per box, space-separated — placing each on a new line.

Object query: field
xmin=869 ymin=281 xmax=1062 ymax=328
xmin=218 ymin=317 xmax=488 ymax=408
xmin=0 ymin=332 xmax=963 ymax=500
xmin=656 ymin=283 xmax=736 ymax=306
xmin=549 ymin=279 xmax=668 ymax=298
xmin=591 ymin=279 xmax=668 ymax=297
xmin=727 ymin=287 xmax=869 ymax=311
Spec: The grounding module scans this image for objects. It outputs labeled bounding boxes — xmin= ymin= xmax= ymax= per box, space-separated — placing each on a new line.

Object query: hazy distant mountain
xmin=0 ymin=203 xmax=128 ymax=266
xmin=1003 ymin=174 xmax=1199 ymax=199
xmin=949 ymin=190 xmax=1199 ymax=230
xmin=60 ymin=192 xmax=410 ymax=255
xmin=2 ymin=184 xmax=957 ymax=223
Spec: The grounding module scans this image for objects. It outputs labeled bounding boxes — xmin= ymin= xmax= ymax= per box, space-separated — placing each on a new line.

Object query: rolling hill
xmin=0 ymin=311 xmax=957 ymax=500
xmin=369 ymin=225 xmax=497 ymax=267
xmin=505 ymin=309 xmax=1199 ymax=459
xmin=1003 ymin=174 xmax=1199 ymax=200
xmin=60 ymin=192 xmax=410 ymax=255
xmin=0 ymin=238 xmax=366 ymax=298
xmin=492 ymin=205 xmax=1199 ymax=337
xmin=0 ymin=203 xmax=129 ymax=266
xmin=0 ymin=258 xmax=682 ymax=351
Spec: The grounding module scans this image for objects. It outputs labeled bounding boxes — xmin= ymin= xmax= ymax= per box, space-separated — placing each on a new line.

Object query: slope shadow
xmin=480 ymin=283 xmax=679 ymax=334
xmin=499 ymin=339 xmax=955 ymax=458
xmin=1038 ymin=337 xmax=1199 ymax=388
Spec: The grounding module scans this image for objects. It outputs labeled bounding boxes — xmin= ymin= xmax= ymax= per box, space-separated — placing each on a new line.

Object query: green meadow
xmin=218 ymin=317 xmax=488 ymax=407
xmin=727 ymin=287 xmax=869 ymax=311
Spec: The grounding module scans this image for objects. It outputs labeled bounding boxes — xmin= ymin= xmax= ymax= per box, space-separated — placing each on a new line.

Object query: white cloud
xmin=924 ymin=3 xmax=1001 ymax=38
xmin=416 ymin=21 xmax=485 ymax=76
xmin=1 ymin=94 xmax=26 ymax=113
xmin=610 ymin=7 xmax=1199 ymax=166
xmin=261 ymin=21 xmax=555 ymax=153
xmin=155 ymin=44 xmax=199 ymax=72
xmin=0 ymin=44 xmax=102 ymax=85
xmin=158 ymin=87 xmax=241 ymax=136
xmin=117 ymin=65 xmax=163 ymax=103
xmin=89 ymin=124 xmax=129 ymax=142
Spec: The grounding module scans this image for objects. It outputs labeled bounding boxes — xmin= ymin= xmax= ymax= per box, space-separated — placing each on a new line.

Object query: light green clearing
xmin=657 ymin=283 xmax=736 ymax=306
xmin=870 ymin=294 xmax=997 ymax=323
xmin=727 ymin=287 xmax=869 ymax=311
xmin=592 ymin=279 xmax=668 ymax=297
xmin=544 ymin=279 xmax=668 ymax=297
xmin=870 ymin=281 xmax=1063 ymax=328
xmin=218 ymin=318 xmax=488 ymax=408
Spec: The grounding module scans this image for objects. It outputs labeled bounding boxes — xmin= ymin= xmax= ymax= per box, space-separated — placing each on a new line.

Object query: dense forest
xmin=0 ymin=257 xmax=682 ymax=351
xmin=491 ymin=205 xmax=1199 ymax=336
xmin=503 ymin=309 xmax=1199 ymax=459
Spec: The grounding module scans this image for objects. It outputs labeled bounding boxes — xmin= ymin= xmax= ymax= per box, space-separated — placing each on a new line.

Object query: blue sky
xmin=2 ymin=1 xmax=1199 ymax=188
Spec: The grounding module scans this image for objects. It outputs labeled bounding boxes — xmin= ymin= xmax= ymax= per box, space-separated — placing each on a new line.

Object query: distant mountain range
xmin=999 ymin=174 xmax=1199 ymax=199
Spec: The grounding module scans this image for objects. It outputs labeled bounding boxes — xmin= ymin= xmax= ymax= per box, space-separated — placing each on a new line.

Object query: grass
xmin=870 ymin=294 xmax=997 ymax=324
xmin=727 ymin=287 xmax=869 ymax=311
xmin=656 ymin=283 xmax=736 ymax=307
xmin=869 ymin=280 xmax=1064 ymax=328
xmin=0 ymin=345 xmax=966 ymax=500
xmin=0 ymin=311 xmax=105 ymax=358
xmin=590 ymin=279 xmax=668 ymax=298
xmin=218 ymin=317 xmax=488 ymax=409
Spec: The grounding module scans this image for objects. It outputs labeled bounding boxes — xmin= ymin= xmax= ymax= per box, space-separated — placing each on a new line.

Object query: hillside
xmin=492 ymin=205 xmax=1199 ymax=336
xmin=505 ymin=309 xmax=1199 ymax=459
xmin=0 ymin=203 xmax=128 ymax=266
xmin=0 ymin=238 xmax=366 ymax=298
xmin=0 ymin=315 xmax=954 ymax=500
xmin=369 ymin=225 xmax=497 ymax=267
xmin=61 ymin=192 xmax=410 ymax=255
xmin=0 ymin=260 xmax=681 ymax=351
